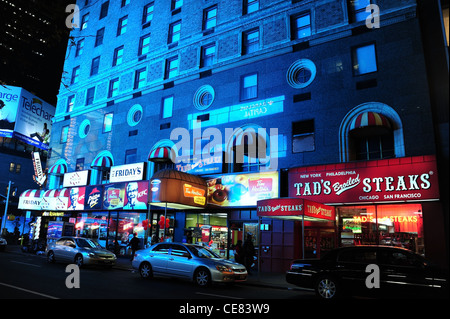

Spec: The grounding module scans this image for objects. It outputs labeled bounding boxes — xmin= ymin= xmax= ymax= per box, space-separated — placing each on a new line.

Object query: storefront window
xmin=151 ymin=212 xmax=175 ymax=244
xmin=338 ymin=204 xmax=424 ymax=255
xmin=185 ymin=212 xmax=228 ymax=257
xmin=76 ymin=211 xmax=147 ymax=256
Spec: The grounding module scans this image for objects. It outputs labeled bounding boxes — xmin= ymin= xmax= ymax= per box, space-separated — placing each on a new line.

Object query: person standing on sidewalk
xmin=243 ymin=235 xmax=255 ymax=274
xmin=128 ymin=233 xmax=140 ymax=261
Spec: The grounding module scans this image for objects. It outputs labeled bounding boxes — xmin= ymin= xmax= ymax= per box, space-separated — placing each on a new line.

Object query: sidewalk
xmin=5 ymin=244 xmax=307 ymax=291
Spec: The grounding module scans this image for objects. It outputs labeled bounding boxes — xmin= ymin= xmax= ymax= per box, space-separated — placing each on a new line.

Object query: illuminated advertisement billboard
xmin=206 ymin=171 xmax=279 ymax=207
xmin=0 ymin=85 xmax=54 ymax=150
xmin=103 ymin=181 xmax=149 ymax=210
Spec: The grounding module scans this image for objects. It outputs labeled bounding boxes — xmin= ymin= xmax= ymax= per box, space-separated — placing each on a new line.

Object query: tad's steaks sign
xmin=288 ymin=156 xmax=439 ymax=204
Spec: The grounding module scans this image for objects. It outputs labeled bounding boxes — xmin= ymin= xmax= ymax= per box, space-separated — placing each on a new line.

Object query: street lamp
xmin=1 ymin=180 xmax=13 ymax=235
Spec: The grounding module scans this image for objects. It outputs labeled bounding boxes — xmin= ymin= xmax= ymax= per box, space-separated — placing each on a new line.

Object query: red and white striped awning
xmin=148 ymin=146 xmax=175 ymax=163
xmin=349 ymin=112 xmax=392 ymax=131
xmin=91 ymin=155 xmax=113 ymax=168
xmin=48 ymin=162 xmax=68 ymax=175
xmin=18 ymin=189 xmax=44 ymax=210
xmin=41 ymin=188 xmax=70 ymax=210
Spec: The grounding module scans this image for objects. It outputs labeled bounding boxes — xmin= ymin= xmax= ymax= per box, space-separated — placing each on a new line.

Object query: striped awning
xmin=18 ymin=189 xmax=44 ymax=210
xmin=148 ymin=146 xmax=175 ymax=163
xmin=41 ymin=188 xmax=70 ymax=210
xmin=349 ymin=112 xmax=392 ymax=131
xmin=48 ymin=162 xmax=68 ymax=175
xmin=91 ymin=155 xmax=113 ymax=168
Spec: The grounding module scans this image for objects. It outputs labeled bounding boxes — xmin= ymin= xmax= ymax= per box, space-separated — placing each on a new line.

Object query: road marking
xmin=11 ymin=260 xmax=41 ymax=267
xmin=195 ymin=292 xmax=243 ymax=299
xmin=0 ymin=282 xmax=59 ymax=299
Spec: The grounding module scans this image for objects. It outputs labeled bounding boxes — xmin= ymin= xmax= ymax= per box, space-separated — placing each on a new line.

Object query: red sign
xmin=288 ymin=156 xmax=440 ymax=204
xmin=257 ymin=198 xmax=335 ymax=221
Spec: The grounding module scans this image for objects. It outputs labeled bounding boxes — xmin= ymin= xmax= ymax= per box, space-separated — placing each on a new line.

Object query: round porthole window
xmin=286 ymin=59 xmax=316 ymax=89
xmin=79 ymin=119 xmax=91 ymax=138
xmin=127 ymin=104 xmax=143 ymax=127
xmin=193 ymin=85 xmax=215 ymax=110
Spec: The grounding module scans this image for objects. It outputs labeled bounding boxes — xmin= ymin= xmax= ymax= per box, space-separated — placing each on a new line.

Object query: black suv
xmin=286 ymin=246 xmax=448 ymax=299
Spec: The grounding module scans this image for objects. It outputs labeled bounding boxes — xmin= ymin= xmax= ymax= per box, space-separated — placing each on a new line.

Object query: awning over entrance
xmin=91 ymin=154 xmax=113 ymax=168
xmin=18 ymin=189 xmax=44 ymax=210
xmin=149 ymin=169 xmax=207 ymax=209
xmin=41 ymin=188 xmax=70 ymax=210
xmin=257 ymin=198 xmax=335 ymax=222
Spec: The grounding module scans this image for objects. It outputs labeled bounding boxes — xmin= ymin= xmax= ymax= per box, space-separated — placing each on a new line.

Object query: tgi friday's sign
xmin=288 ymin=156 xmax=440 ymax=204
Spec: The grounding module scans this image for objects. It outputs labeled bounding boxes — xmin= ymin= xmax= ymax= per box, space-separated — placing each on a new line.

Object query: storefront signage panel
xmin=288 ymin=156 xmax=439 ymax=204
xmin=41 ymin=189 xmax=69 ymax=211
xmin=150 ymin=178 xmax=207 ymax=208
xmin=257 ymin=198 xmax=335 ymax=221
xmin=63 ymin=170 xmax=90 ymax=187
xmin=85 ymin=186 xmax=103 ymax=210
xmin=18 ymin=190 xmax=43 ymax=210
xmin=207 ymin=171 xmax=279 ymax=207
xmin=176 ymin=153 xmax=222 ymax=175
xmin=103 ymin=181 xmax=148 ymax=210
xmin=110 ymin=162 xmax=145 ymax=183
xmin=67 ymin=187 xmax=86 ymax=210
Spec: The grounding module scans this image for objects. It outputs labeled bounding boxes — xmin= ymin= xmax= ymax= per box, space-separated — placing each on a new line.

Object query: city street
xmin=0 ymin=248 xmax=314 ymax=301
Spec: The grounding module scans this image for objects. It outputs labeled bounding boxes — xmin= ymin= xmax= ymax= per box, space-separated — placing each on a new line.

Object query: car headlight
xmin=216 ymin=265 xmax=233 ymax=273
xmin=88 ymin=252 xmax=96 ymax=257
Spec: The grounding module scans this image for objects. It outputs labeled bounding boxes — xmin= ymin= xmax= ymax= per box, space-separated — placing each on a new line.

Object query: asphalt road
xmin=0 ymin=249 xmax=314 ymax=300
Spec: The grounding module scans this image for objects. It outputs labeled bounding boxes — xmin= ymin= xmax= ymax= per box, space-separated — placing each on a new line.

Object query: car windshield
xmin=76 ymin=238 xmax=101 ymax=249
xmin=187 ymin=245 xmax=221 ymax=259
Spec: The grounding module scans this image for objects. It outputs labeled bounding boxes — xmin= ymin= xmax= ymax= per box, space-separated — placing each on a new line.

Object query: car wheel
xmin=139 ymin=262 xmax=153 ymax=279
xmin=315 ymin=276 xmax=339 ymax=300
xmin=74 ymin=254 xmax=84 ymax=268
xmin=47 ymin=251 xmax=55 ymax=263
xmin=194 ymin=268 xmax=211 ymax=287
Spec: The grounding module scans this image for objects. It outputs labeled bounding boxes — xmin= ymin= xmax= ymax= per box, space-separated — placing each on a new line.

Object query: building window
xmin=231 ymin=128 xmax=267 ymax=173
xmin=138 ymin=34 xmax=151 ymax=56
xmin=121 ymin=0 xmax=130 ymax=7
xmin=134 ymin=68 xmax=147 ymax=89
xmin=352 ymin=43 xmax=377 ymax=75
xmin=286 ymin=59 xmax=317 ymax=89
xmin=15 ymin=163 xmax=21 ymax=174
xmin=113 ymin=46 xmax=124 ymax=66
xmin=162 ymin=96 xmax=174 ymax=119
xmin=79 ymin=119 xmax=91 ymax=138
xmin=171 ymin=0 xmax=183 ymax=10
xmin=165 ymin=56 xmax=178 ymax=79
xmin=75 ymin=39 xmax=84 ymax=57
xmin=67 ymin=95 xmax=75 ymax=113
xmin=108 ymin=78 xmax=119 ymax=98
xmin=142 ymin=2 xmax=154 ymax=24
xmin=244 ymin=0 xmax=259 ymax=15
xmin=168 ymin=20 xmax=181 ymax=44
xmin=348 ymin=0 xmax=371 ymax=23
xmin=103 ymin=113 xmax=114 ymax=133
xmin=240 ymin=73 xmax=257 ymax=101
xmin=81 ymin=13 xmax=89 ymax=30
xmin=90 ymin=56 xmax=100 ymax=76
xmin=86 ymin=87 xmax=95 ymax=105
xmin=291 ymin=12 xmax=311 ymax=40
xmin=292 ymin=120 xmax=315 ymax=153
xmin=127 ymin=104 xmax=143 ymax=127
xmin=125 ymin=149 xmax=137 ymax=164
xmin=75 ymin=158 xmax=85 ymax=171
xmin=100 ymin=1 xmax=109 ymax=19
xmin=242 ymin=28 xmax=259 ymax=55
xmin=61 ymin=125 xmax=69 ymax=143
xmin=193 ymin=85 xmax=215 ymax=110
xmin=203 ymin=5 xmax=217 ymax=30
xmin=9 ymin=162 xmax=15 ymax=173
xmin=200 ymin=43 xmax=215 ymax=68
xmin=71 ymin=66 xmax=80 ymax=84
xmin=95 ymin=28 xmax=105 ymax=47
xmin=117 ymin=15 xmax=128 ymax=36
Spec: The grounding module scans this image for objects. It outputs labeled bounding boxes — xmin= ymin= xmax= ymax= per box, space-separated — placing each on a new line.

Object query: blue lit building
xmin=31 ymin=0 xmax=448 ymax=271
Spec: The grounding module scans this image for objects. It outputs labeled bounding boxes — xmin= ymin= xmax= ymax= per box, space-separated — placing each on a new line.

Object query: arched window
xmin=147 ymin=140 xmax=177 ymax=178
xmin=90 ymin=151 xmax=114 ymax=184
xmin=339 ymin=103 xmax=404 ymax=162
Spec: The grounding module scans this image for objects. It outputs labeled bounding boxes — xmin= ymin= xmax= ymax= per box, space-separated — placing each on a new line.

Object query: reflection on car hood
xmin=211 ymin=258 xmax=245 ymax=268
xmin=82 ymin=247 xmax=115 ymax=256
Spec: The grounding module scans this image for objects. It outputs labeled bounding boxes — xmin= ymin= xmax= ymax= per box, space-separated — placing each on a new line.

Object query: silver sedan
xmin=46 ymin=236 xmax=117 ymax=268
xmin=132 ymin=243 xmax=247 ymax=286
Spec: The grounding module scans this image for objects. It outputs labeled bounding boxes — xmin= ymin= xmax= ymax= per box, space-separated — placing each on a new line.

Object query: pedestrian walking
xmin=234 ymin=240 xmax=244 ymax=264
